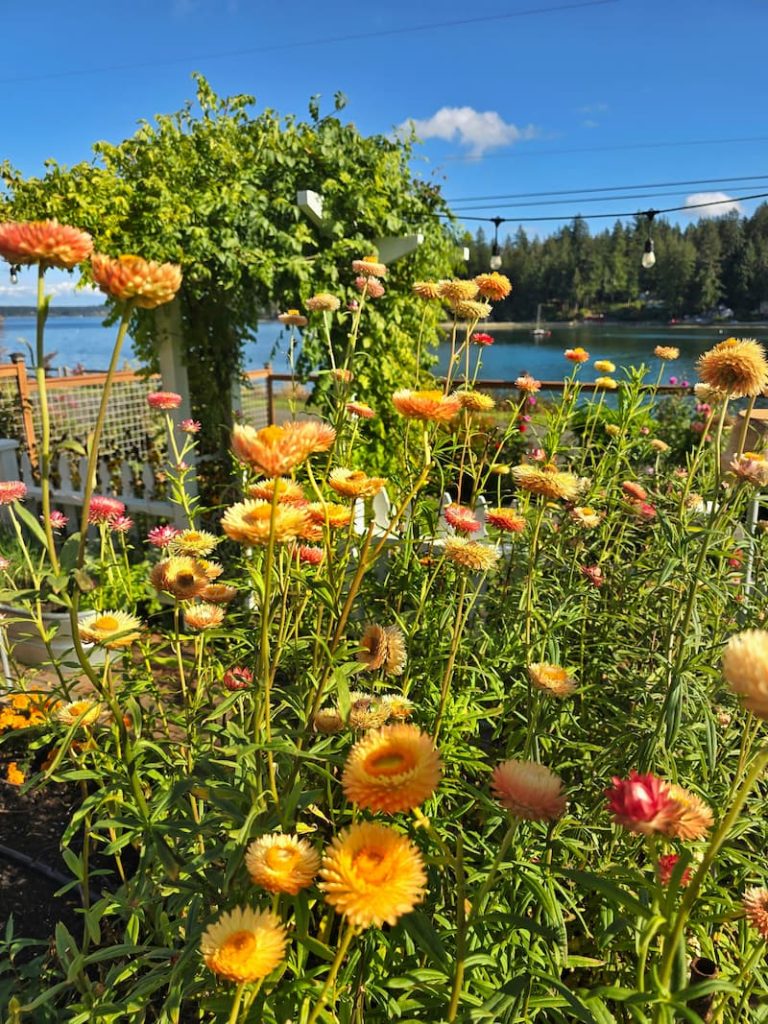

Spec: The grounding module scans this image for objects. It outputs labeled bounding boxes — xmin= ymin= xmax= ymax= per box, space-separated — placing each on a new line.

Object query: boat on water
xmin=531 ymin=304 xmax=551 ymax=339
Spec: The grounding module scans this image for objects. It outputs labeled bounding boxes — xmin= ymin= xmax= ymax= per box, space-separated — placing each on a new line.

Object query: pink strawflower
xmin=110 ymin=515 xmax=134 ymax=533
xmin=0 ymin=481 xmax=27 ymax=505
xmin=297 ymin=545 xmax=325 ymax=566
xmin=0 ymin=556 xmax=9 ymax=571
xmin=223 ymin=666 xmax=253 ymax=692
xmin=43 ymin=510 xmax=68 ymax=531
xmin=581 ymin=564 xmax=604 ymax=587
xmin=633 ymin=502 xmax=657 ymax=521
xmin=180 ymin=419 xmax=201 ymax=434
xmin=147 ymin=524 xmax=181 ymax=548
xmin=529 ymin=448 xmax=546 ymax=461
xmin=355 ymin=276 xmax=385 ymax=298
xmin=605 ymin=771 xmax=678 ymax=835
xmin=657 ymin=854 xmax=691 ymax=888
xmin=472 ymin=332 xmax=495 ymax=346
xmin=87 ymin=495 xmax=125 ymax=524
xmin=444 ymin=503 xmax=481 ymax=534
xmin=147 ymin=391 xmax=182 ymax=411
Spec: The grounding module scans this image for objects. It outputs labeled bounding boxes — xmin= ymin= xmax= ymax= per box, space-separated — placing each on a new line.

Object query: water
xmin=2 ymin=314 xmax=765 ymax=385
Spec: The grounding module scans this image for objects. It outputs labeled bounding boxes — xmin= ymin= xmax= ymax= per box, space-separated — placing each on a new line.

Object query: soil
xmin=0 ymin=779 xmax=83 ymax=942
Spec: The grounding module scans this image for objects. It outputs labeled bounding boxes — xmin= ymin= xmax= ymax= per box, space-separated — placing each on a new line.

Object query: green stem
xmin=258 ymin=485 xmax=280 ymax=808
xmin=447 ymin=835 xmax=466 ymax=1022
xmin=736 ymin=394 xmax=757 ymax=460
xmin=227 ymin=981 xmax=248 ymax=1024
xmin=35 ymin=265 xmax=59 ymax=573
xmin=306 ymin=924 xmax=357 ymax=1024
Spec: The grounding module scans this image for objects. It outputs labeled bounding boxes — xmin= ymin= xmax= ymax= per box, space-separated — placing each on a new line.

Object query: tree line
xmin=463 ymin=205 xmax=768 ymax=321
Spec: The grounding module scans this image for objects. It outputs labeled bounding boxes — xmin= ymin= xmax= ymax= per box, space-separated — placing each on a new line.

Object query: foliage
xmin=467 ymin=207 xmax=768 ymax=320
xmin=2 ymin=272 xmax=768 ymax=1024
xmin=0 ymin=77 xmax=457 ymax=469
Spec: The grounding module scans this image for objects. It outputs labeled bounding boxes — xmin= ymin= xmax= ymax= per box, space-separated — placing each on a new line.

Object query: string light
xmin=489 ymin=216 xmax=505 ymax=270
xmin=641 ymin=211 xmax=657 ymax=269
xmin=9 ymin=266 xmax=19 ymax=285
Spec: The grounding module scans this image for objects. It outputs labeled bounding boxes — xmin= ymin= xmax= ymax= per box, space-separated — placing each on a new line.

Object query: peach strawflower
xmin=454 ymin=389 xmax=496 ymax=412
xmin=201 ymin=583 xmax=238 ymax=604
xmin=565 ymin=347 xmax=590 ymax=363
xmin=329 ymin=468 xmax=388 ymax=499
xmin=222 ymin=500 xmax=309 ymax=546
xmin=622 ymin=480 xmax=648 ymax=502
xmin=342 ymin=724 xmax=441 ymax=813
xmin=605 ymin=772 xmax=678 ymax=835
xmin=444 ymin=538 xmax=500 ymax=572
xmin=412 ymin=280 xmax=443 ymax=300
xmin=319 ymin=822 xmax=427 ymax=928
xmin=245 ymin=834 xmax=320 ymax=894
xmin=306 ymin=292 xmax=341 ymax=312
xmin=594 ymin=360 xmax=616 ymax=373
xmin=722 ymin=629 xmax=768 ymax=719
xmin=570 ymin=506 xmax=602 ymax=528
xmin=694 ymin=382 xmax=727 ymax=403
xmin=697 ymin=337 xmax=768 ymax=398
xmin=184 ymin=603 xmax=225 ymax=631
xmin=0 ymin=220 xmax=93 ymax=269
xmin=352 ymin=256 xmax=387 ymax=277
xmin=512 ymin=463 xmax=583 ymax=502
xmin=664 ymin=784 xmax=714 ymax=841
xmin=743 ymin=887 xmax=768 ymax=940
xmin=438 ymin=279 xmax=479 ymax=303
xmin=475 ymin=272 xmax=512 ymax=301
xmin=198 ymin=559 xmax=224 ymax=581
xmin=594 ymin=376 xmax=618 ymax=390
xmin=248 ymin=478 xmax=306 ymax=504
xmin=528 ymin=663 xmax=577 ymax=698
xmin=392 ymin=389 xmax=461 ymax=422
xmin=147 ymin=391 xmax=182 ymax=410
xmin=55 ymin=699 xmax=106 ymax=728
xmin=278 ymin=309 xmax=308 ymax=327
xmin=358 ymin=624 xmax=407 ymax=675
xmin=491 ymin=760 xmax=567 ymax=821
xmin=730 ymin=452 xmax=768 ymax=486
xmin=451 ymin=299 xmax=492 ymax=321
xmin=91 ymin=254 xmax=182 ymax=308
xmin=486 ymin=507 xmax=526 ymax=533
xmin=150 ymin=556 xmax=210 ymax=600
xmin=170 ymin=529 xmax=219 ymax=558
xmin=444 ymin=503 xmax=481 ymax=534
xmin=147 ymin=524 xmax=180 ymax=548
xmin=232 ymin=421 xmax=335 ymax=477
xmin=347 ymin=400 xmax=375 ymax=419
xmin=201 ymin=907 xmax=287 ymax=983
xmin=79 ymin=611 xmax=142 ymax=649
xmin=356 ymin=275 xmax=385 ymax=298
xmin=515 ymin=374 xmax=541 ymax=393
xmin=0 ymin=482 xmax=26 ymax=505
xmin=296 ymin=544 xmax=325 ymax=566
xmin=305 ymin=501 xmax=352 ymax=530
xmin=654 ymin=345 xmax=680 ymax=360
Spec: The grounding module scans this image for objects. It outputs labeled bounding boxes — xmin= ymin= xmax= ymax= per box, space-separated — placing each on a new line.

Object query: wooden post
xmin=12 ymin=358 xmax=37 ymax=468
xmin=266 ymin=369 xmax=275 ymax=426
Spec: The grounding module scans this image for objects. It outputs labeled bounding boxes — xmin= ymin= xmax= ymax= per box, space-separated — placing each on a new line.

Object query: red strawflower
xmin=657 ymin=854 xmax=692 ymax=887
xmin=605 ymin=771 xmax=678 ymax=835
xmin=472 ymin=332 xmax=494 ymax=346
xmin=297 ymin=545 xmax=325 ymax=566
xmin=148 ymin=391 xmax=182 ymax=410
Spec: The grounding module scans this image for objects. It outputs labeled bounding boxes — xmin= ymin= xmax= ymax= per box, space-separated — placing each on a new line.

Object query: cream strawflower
xmin=245 ymin=834 xmax=320 ymax=894
xmin=79 ymin=611 xmax=142 ymax=649
xmin=55 ymin=699 xmax=106 ymax=728
xmin=722 ymin=629 xmax=768 ymax=719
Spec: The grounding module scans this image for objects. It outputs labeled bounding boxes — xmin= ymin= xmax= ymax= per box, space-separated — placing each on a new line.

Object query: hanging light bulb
xmin=489 ymin=215 xmax=507 ymax=270
xmin=641 ymin=210 xmax=657 ymax=269
xmin=10 ymin=265 xmax=19 ymax=285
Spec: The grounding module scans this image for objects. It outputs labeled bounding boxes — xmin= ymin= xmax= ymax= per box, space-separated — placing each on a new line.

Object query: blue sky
xmin=2 ymin=0 xmax=767 ymax=304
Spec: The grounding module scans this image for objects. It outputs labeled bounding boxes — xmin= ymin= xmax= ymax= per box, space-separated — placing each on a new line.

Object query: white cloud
xmin=578 ymin=102 xmax=608 ymax=115
xmin=0 ymin=272 xmax=99 ymax=304
xmin=401 ymin=106 xmax=537 ymax=156
xmin=582 ymin=119 xmax=600 ymax=129
xmin=684 ymin=192 xmax=743 ymax=217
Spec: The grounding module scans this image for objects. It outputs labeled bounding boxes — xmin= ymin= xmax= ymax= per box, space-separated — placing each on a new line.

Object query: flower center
xmin=219 ymin=929 xmax=256 ymax=966
xmin=365 ymin=748 xmax=412 ymax=777
xmin=266 ymin=846 xmax=299 ymax=870
xmin=176 ymin=572 xmax=195 ymax=588
xmin=94 ymin=615 xmax=119 ymax=631
xmin=353 ymin=848 xmax=390 ymax=884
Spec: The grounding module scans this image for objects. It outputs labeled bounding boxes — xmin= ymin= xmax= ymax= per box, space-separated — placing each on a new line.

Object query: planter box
xmin=0 ymin=604 xmax=104 ymax=671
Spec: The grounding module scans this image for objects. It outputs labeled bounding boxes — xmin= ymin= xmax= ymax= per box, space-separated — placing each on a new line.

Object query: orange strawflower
xmin=438 ymin=279 xmax=479 ymax=303
xmin=319 ymin=822 xmax=427 ymax=928
xmin=654 ymin=345 xmax=679 ymax=361
xmin=245 ymin=834 xmax=320 ymax=894
xmin=305 ymin=502 xmax=353 ymax=529
xmin=528 ymin=663 xmax=577 ymax=697
xmin=247 ymin=477 xmax=306 ymax=504
xmin=0 ymin=220 xmax=93 ymax=269
xmin=486 ymin=507 xmax=526 ymax=533
xmin=184 ymin=603 xmax=225 ymax=631
xmin=664 ymin=784 xmax=713 ymax=841
xmin=329 ymin=468 xmax=387 ymax=499
xmin=697 ymin=337 xmax=768 ymax=398
xmin=474 ymin=272 xmax=512 ymax=301
xmin=201 ymin=907 xmax=287 ymax=983
xmin=342 ymin=724 xmax=441 ymax=813
xmin=392 ymin=389 xmax=461 ymax=422
xmin=91 ymin=254 xmax=182 ymax=308
xmin=565 ymin=347 xmax=590 ymax=363
xmin=232 ymin=421 xmax=335 ymax=477
xmin=221 ymin=500 xmax=309 ymax=546
xmin=444 ymin=538 xmax=500 ymax=571
xmin=200 ymin=583 xmax=238 ymax=604
xmin=347 ymin=400 xmax=375 ymax=419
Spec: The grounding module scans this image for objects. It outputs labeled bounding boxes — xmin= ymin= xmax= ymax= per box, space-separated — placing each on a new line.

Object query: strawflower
xmin=296 ymin=544 xmax=325 ymax=566
xmin=170 ymin=529 xmax=219 ymax=558
xmin=79 ymin=611 xmax=142 ymax=649
xmin=180 ymin=418 xmax=201 ymax=433
xmin=352 ymin=256 xmax=387 ymax=277
xmin=358 ymin=624 xmax=407 ymax=675
xmin=110 ymin=515 xmax=134 ymax=533
xmin=245 ymin=834 xmax=320 ymax=894
xmin=319 ymin=822 xmax=427 ymax=928
xmin=622 ymin=480 xmax=648 ymax=502
xmin=486 ymin=507 xmax=526 ymax=533
xmin=730 ymin=452 xmax=768 ymax=486
xmin=722 ymin=629 xmax=768 ymax=719
xmin=491 ymin=760 xmax=567 ymax=821
xmin=147 ymin=524 xmax=181 ymax=548
xmin=329 ymin=468 xmax=387 ymax=500
xmin=605 ymin=771 xmax=678 ymax=835
xmin=565 ymin=347 xmax=590 ymax=363
xmin=594 ymin=360 xmax=616 ymax=372
xmin=222 ymin=500 xmax=309 ymax=546
xmin=201 ymin=583 xmax=238 ymax=604
xmin=513 ymin=463 xmax=583 ymax=502
xmin=355 ymin=275 xmax=385 ymax=298
xmin=515 ymin=374 xmax=541 ymax=393
xmin=0 ymin=220 xmax=93 ymax=269
xmin=347 ymin=400 xmax=375 ymax=419
xmin=528 ymin=663 xmax=577 ymax=697
xmin=444 ymin=538 xmax=500 ymax=572
xmin=277 ymin=309 xmax=308 ymax=326
xmin=665 ymin=784 xmax=713 ymax=841
xmin=451 ymin=299 xmax=492 ymax=321
xmin=223 ymin=667 xmax=253 ymax=692
xmin=342 ymin=723 xmax=441 ymax=813
xmin=412 ymin=280 xmax=443 ymax=300
xmin=581 ymin=564 xmax=605 ymax=587
xmin=474 ymin=271 xmax=512 ymax=301
xmin=349 ymin=692 xmax=392 ymax=730
xmin=44 ymin=510 xmax=68 ymax=531
xmin=570 ymin=506 xmax=601 ymax=528
xmin=392 ymin=389 xmax=461 ymax=422
xmin=306 ymin=292 xmax=341 ymax=312
xmin=654 ymin=345 xmax=680 ymax=360
xmin=743 ymin=887 xmax=768 ymax=940
xmin=147 ymin=391 xmax=182 ymax=410
xmin=455 ymin=389 xmax=495 ymax=412
xmin=438 ymin=279 xmax=479 ymax=303
xmin=697 ymin=337 xmax=768 ymax=398
xmin=55 ymin=699 xmax=106 ymax=728
xmin=248 ymin=477 xmax=305 ymax=504
xmin=0 ymin=481 xmax=27 ymax=505
xmin=658 ymin=854 xmax=691 ymax=887
xmin=444 ymin=503 xmax=481 ymax=534
xmin=472 ymin=332 xmax=494 ymax=346
xmin=594 ymin=376 xmax=618 ymax=390
xmin=150 ymin=556 xmax=209 ymax=600
xmin=201 ymin=907 xmax=287 ymax=983
xmin=232 ymin=421 xmax=335 ymax=477
xmin=87 ymin=495 xmax=125 ymax=524
xmin=184 ymin=603 xmax=225 ymax=631
xmin=91 ymin=254 xmax=182 ymax=309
